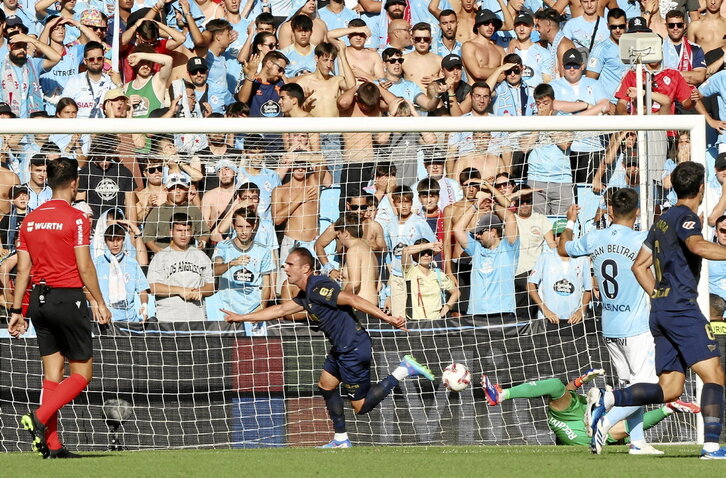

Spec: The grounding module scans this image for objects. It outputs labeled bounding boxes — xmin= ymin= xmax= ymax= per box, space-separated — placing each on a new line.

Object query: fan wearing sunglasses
xmin=662 ymin=9 xmax=706 ymax=87
xmin=402 ymin=238 xmax=459 ymax=320
xmin=585 ymin=8 xmax=629 ymax=102
xmin=402 ymin=22 xmax=443 ymax=92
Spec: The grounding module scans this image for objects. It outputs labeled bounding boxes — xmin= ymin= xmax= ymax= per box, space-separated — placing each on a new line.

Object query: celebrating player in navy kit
xmin=221 ymin=247 xmax=435 ymax=448
xmin=586 ymin=162 xmax=726 ymax=459
xmin=8 ymin=157 xmax=111 ymax=458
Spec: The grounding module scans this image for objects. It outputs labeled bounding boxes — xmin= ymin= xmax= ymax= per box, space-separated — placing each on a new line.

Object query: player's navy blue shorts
xmin=323 ymin=333 xmax=372 ymax=401
xmin=650 ymin=306 xmax=721 ymax=375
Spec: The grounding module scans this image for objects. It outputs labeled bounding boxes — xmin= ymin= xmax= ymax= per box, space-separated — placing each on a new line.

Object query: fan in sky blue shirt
xmin=586 ymin=37 xmax=628 ymax=102
xmin=384 ymin=213 xmax=436 ymax=277
xmin=698 ymin=71 xmax=726 ymax=147
xmin=213 ymin=239 xmax=274 ymax=317
xmin=464 ymin=234 xmax=519 ymax=315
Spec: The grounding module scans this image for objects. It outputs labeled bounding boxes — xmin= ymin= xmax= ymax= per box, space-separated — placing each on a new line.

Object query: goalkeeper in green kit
xmin=482 ymin=369 xmax=700 ymax=446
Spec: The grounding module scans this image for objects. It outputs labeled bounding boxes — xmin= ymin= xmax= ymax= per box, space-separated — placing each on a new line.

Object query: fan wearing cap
xmin=278 ymin=0 xmax=328 ymax=50
xmin=452 ymin=179 xmax=520 ymax=325
xmin=402 ymin=22 xmax=443 ymax=92
xmin=142 ymin=173 xmax=210 ymax=254
xmin=0 ymin=21 xmax=60 ymax=117
xmin=527 ymin=219 xmax=591 ymax=327
xmin=462 ymin=7 xmax=512 ymax=82
xmin=507 ymin=12 xmax=553 ymax=88
xmin=0 ymin=184 xmax=29 ymax=253
xmin=186 ymin=17 xmax=236 ymax=113
xmin=614 ymin=19 xmax=693 ymax=116
xmin=550 ymin=47 xmax=609 ymax=183
xmin=534 ymin=8 xmax=575 ymax=79
xmin=428 ymin=53 xmax=472 ymax=116
xmin=585 ymin=8 xmax=629 ymax=103
xmin=486 ymin=53 xmax=536 ymax=117
xmin=662 ymin=9 xmax=706 ymax=87
xmin=61 ymin=41 xmax=118 ymax=118
xmin=561 ymin=0 xmax=609 ymax=54
xmin=63 ymin=9 xmax=112 ymax=67
xmin=688 ymin=0 xmax=726 ymax=54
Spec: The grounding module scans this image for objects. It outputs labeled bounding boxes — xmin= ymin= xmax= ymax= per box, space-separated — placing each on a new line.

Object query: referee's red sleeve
xmin=74 ymin=215 xmax=91 ymax=247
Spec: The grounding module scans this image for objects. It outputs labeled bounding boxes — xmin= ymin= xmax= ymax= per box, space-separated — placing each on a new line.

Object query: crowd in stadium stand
xmin=0 ymin=0 xmax=725 ymax=330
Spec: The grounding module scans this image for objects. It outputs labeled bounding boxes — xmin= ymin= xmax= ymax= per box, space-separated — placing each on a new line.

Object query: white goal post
xmin=0 ymin=114 xmax=712 ymax=450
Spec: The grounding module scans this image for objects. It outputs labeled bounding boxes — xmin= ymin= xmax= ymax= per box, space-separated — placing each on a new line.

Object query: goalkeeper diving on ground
xmin=481 ymin=369 xmax=699 ymax=451
xmin=220 ymin=246 xmax=435 ymax=448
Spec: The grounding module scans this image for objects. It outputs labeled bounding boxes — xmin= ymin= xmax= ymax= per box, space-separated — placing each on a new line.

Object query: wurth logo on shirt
xmin=26 ymin=221 xmax=64 ymax=232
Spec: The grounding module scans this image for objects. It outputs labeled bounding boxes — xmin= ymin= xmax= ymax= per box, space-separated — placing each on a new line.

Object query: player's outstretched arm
xmin=686 ymin=235 xmax=726 ymax=261
xmin=221 ymin=300 xmax=305 ymax=323
xmin=337 ymin=291 xmax=408 ymax=331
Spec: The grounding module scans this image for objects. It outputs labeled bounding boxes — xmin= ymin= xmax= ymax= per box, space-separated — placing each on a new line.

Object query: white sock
xmin=662 ymin=405 xmax=674 ymax=416
xmin=334 ymin=432 xmax=349 ymax=442
xmin=703 ymin=442 xmax=720 ymax=453
xmin=604 ymin=391 xmax=615 ymax=409
xmin=392 ymin=366 xmax=409 ymax=381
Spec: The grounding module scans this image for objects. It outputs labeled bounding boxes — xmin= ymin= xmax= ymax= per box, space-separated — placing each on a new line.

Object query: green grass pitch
xmin=3 ymin=446 xmax=725 ymax=477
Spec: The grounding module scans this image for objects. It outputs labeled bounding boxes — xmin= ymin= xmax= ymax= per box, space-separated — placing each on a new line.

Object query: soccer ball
xmin=442 ymin=363 xmax=471 ymax=392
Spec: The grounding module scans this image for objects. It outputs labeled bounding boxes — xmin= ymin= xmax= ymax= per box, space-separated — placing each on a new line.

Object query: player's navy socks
xmin=613 ymin=383 xmax=663 ymax=407
xmin=42 ymin=380 xmax=62 ymax=450
xmin=357 ymin=375 xmax=399 ymax=415
xmin=36 ymin=374 xmax=89 ymax=425
xmin=318 ymin=387 xmax=346 ymax=433
xmin=700 ymin=383 xmax=724 ymax=445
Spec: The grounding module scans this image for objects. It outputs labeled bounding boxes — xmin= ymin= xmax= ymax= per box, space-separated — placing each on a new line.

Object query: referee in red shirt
xmin=7 ymin=157 xmax=111 ymax=459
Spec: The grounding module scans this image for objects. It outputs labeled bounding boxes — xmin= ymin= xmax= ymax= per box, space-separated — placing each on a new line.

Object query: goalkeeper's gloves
xmin=573 ymin=368 xmax=605 ymax=388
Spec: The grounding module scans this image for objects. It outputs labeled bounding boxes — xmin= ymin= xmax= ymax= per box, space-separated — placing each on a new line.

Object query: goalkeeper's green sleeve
xmin=503 ymin=378 xmax=567 ymax=401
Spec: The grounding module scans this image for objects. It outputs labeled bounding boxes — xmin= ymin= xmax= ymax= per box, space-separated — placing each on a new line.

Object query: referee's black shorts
xmin=28 ymin=286 xmax=93 ymax=361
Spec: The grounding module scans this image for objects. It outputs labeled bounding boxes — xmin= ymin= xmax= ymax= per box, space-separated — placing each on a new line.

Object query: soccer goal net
xmin=0 ymin=115 xmax=716 ymax=450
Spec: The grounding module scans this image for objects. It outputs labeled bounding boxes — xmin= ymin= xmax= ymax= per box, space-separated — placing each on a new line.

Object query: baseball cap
xmin=10 ymin=185 xmax=29 ymax=199
xmin=214 ymin=159 xmax=238 ymax=173
xmin=103 ymin=88 xmax=128 ymax=103
xmin=80 ymin=9 xmax=105 ymax=27
xmin=627 ymin=17 xmax=652 ymax=33
xmin=5 ymin=16 xmax=28 ymax=33
xmin=473 ymin=9 xmax=503 ymax=33
xmin=715 ymin=152 xmax=726 ymax=171
xmin=165 ymin=173 xmax=192 ymax=189
xmin=474 ymin=213 xmax=504 ymax=234
xmin=441 ymin=54 xmax=463 ymax=70
xmin=385 ymin=0 xmax=407 ymax=7
xmin=513 ymin=13 xmax=534 ymax=26
xmin=562 ymin=48 xmax=584 ymax=66
xmin=187 ymin=56 xmax=208 ymax=73
xmin=0 ymin=102 xmax=16 ymax=118
xmin=552 ymin=218 xmax=568 ymax=235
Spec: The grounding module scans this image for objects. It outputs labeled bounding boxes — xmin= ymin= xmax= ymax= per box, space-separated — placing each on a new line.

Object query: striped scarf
xmin=0 ymin=57 xmax=43 ymax=117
